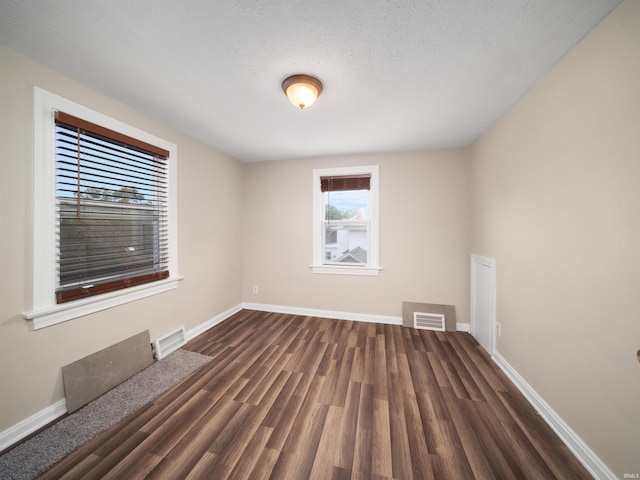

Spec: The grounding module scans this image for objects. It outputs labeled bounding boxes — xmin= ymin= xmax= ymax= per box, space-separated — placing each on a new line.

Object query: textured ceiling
xmin=0 ymin=0 xmax=620 ymax=162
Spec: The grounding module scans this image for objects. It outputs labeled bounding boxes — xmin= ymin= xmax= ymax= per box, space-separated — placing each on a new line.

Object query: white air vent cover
xmin=413 ymin=312 xmax=445 ymax=332
xmin=153 ymin=326 xmax=186 ymax=359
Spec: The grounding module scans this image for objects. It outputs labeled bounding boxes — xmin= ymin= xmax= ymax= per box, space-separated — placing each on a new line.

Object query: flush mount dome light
xmin=282 ymin=74 xmax=323 ymax=109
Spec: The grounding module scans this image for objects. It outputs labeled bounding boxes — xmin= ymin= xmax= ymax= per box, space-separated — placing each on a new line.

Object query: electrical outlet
xmin=496 ymin=322 xmax=501 ymax=337
xmin=252 ymin=285 xmax=259 ymax=294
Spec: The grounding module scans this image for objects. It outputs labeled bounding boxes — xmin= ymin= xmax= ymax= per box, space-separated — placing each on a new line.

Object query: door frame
xmin=470 ymin=254 xmax=496 ymax=356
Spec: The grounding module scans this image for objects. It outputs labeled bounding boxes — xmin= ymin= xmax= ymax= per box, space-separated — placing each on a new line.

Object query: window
xmin=312 ymin=166 xmax=380 ymax=275
xmin=54 ymin=111 xmax=170 ymax=303
xmin=24 ymin=87 xmax=180 ymax=329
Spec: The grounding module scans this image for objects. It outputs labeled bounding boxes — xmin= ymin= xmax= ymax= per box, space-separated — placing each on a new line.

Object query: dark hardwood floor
xmin=38 ymin=309 xmax=592 ymax=479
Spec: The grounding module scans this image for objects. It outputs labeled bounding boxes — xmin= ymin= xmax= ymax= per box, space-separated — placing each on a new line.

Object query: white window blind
xmin=55 ymin=111 xmax=170 ymax=303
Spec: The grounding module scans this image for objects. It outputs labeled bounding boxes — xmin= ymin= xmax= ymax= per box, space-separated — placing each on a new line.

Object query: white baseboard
xmin=243 ymin=302 xmax=471 ymax=332
xmin=0 ymin=304 xmax=243 ymax=453
xmin=185 ymin=303 xmax=243 ymax=341
xmin=492 ymin=352 xmax=616 ymax=480
xmin=0 ymin=398 xmax=67 ymax=452
xmin=0 ymin=303 xmax=466 ymax=455
xmin=242 ymin=302 xmax=403 ymax=325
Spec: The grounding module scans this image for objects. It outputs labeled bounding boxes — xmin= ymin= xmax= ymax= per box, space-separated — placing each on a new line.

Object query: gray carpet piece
xmin=0 ymin=349 xmax=212 ymax=480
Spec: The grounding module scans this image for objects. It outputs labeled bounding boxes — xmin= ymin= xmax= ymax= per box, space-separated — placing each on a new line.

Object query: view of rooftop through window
xmin=323 ymin=189 xmax=369 ymax=265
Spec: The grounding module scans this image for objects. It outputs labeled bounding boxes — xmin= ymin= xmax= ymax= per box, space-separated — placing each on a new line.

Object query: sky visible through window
xmin=55 ymin=125 xmax=159 ymax=205
xmin=324 ymin=190 xmax=368 ymax=215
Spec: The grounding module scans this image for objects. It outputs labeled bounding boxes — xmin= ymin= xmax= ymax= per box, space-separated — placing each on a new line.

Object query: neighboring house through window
xmin=24 ymin=87 xmax=180 ymax=329
xmin=312 ymin=165 xmax=380 ymax=276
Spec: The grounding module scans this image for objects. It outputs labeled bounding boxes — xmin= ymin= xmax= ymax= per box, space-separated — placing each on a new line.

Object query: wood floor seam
xmin=36 ymin=310 xmax=592 ymax=480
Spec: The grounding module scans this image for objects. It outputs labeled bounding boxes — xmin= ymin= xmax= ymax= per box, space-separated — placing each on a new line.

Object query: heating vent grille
xmin=153 ymin=326 xmax=186 ymax=359
xmin=413 ymin=312 xmax=445 ymax=332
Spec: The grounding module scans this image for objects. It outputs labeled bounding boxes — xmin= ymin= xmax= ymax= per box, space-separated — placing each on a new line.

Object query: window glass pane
xmin=54 ymin=120 xmax=169 ymax=302
xmin=323 ymin=189 xmax=368 ymax=265
xmin=58 ymin=201 xmax=164 ymax=287
xmin=324 ymin=190 xmax=368 ymax=220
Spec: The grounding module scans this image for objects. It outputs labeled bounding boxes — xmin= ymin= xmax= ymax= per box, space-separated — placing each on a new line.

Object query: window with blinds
xmin=321 ymin=173 xmax=371 ymax=266
xmin=54 ymin=111 xmax=170 ymax=303
xmin=312 ymin=165 xmax=379 ymax=275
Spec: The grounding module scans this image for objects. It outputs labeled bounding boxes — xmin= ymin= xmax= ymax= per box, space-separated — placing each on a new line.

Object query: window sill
xmin=23 ymin=275 xmax=183 ymax=330
xmin=310 ymin=265 xmax=381 ymax=276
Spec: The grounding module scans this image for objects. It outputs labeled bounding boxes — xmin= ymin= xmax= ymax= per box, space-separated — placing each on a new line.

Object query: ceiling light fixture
xmin=282 ymin=74 xmax=323 ymax=110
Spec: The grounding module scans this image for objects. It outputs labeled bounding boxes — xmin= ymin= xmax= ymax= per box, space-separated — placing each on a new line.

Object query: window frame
xmin=311 ymin=165 xmax=380 ymax=276
xmin=24 ymin=87 xmax=180 ymax=330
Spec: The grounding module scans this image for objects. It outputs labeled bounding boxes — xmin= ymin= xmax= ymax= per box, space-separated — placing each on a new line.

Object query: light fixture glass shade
xmin=282 ymin=74 xmax=322 ymax=109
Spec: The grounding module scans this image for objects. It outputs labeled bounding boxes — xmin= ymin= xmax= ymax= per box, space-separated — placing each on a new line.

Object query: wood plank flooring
xmin=38 ymin=309 xmax=592 ymax=479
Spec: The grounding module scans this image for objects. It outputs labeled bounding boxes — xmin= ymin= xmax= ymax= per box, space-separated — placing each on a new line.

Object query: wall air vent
xmin=153 ymin=326 xmax=186 ymax=360
xmin=413 ymin=312 xmax=446 ymax=332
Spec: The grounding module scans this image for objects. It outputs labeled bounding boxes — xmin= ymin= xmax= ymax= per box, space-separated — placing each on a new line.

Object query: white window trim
xmin=23 ymin=87 xmax=181 ymax=330
xmin=311 ymin=165 xmax=380 ymax=276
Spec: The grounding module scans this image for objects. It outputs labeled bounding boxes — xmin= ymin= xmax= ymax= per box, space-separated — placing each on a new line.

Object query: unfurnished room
xmin=0 ymin=1 xmax=638 ymax=479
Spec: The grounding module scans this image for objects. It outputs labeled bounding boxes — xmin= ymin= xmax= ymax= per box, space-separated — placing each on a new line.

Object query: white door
xmin=471 ymin=255 xmax=496 ymax=355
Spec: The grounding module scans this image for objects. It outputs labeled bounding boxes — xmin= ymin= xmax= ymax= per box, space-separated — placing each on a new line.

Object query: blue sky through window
xmin=324 ymin=189 xmax=368 ymax=216
xmin=55 ymin=124 xmax=162 ymax=204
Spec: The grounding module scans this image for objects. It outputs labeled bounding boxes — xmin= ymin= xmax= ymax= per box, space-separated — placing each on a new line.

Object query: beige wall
xmin=2 ymin=1 xmax=638 ymax=474
xmin=470 ymin=0 xmax=640 ymax=476
xmin=0 ymin=47 xmax=244 ymax=430
xmin=242 ymin=150 xmax=470 ymax=321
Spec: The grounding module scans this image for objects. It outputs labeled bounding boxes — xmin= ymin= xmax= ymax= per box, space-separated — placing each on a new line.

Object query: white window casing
xmin=24 ymin=87 xmax=181 ymax=330
xmin=311 ymin=165 xmax=380 ymax=276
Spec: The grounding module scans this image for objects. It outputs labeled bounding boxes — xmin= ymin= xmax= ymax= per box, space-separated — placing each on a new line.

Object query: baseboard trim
xmin=0 ymin=304 xmax=243 ymax=453
xmin=0 ymin=398 xmax=67 ymax=453
xmin=492 ymin=352 xmax=615 ymax=480
xmin=242 ymin=302 xmax=403 ymax=325
xmin=243 ymin=302 xmax=471 ymax=332
xmin=185 ymin=303 xmax=243 ymax=341
xmin=0 ymin=303 xmax=467 ymax=455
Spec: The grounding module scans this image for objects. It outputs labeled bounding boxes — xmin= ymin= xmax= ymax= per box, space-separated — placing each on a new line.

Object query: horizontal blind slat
xmin=55 ymin=161 xmax=167 ymax=183
xmin=56 ymin=111 xmax=170 ymax=158
xmin=56 ymin=272 xmax=170 ymax=303
xmin=320 ymin=174 xmax=371 ymax=192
